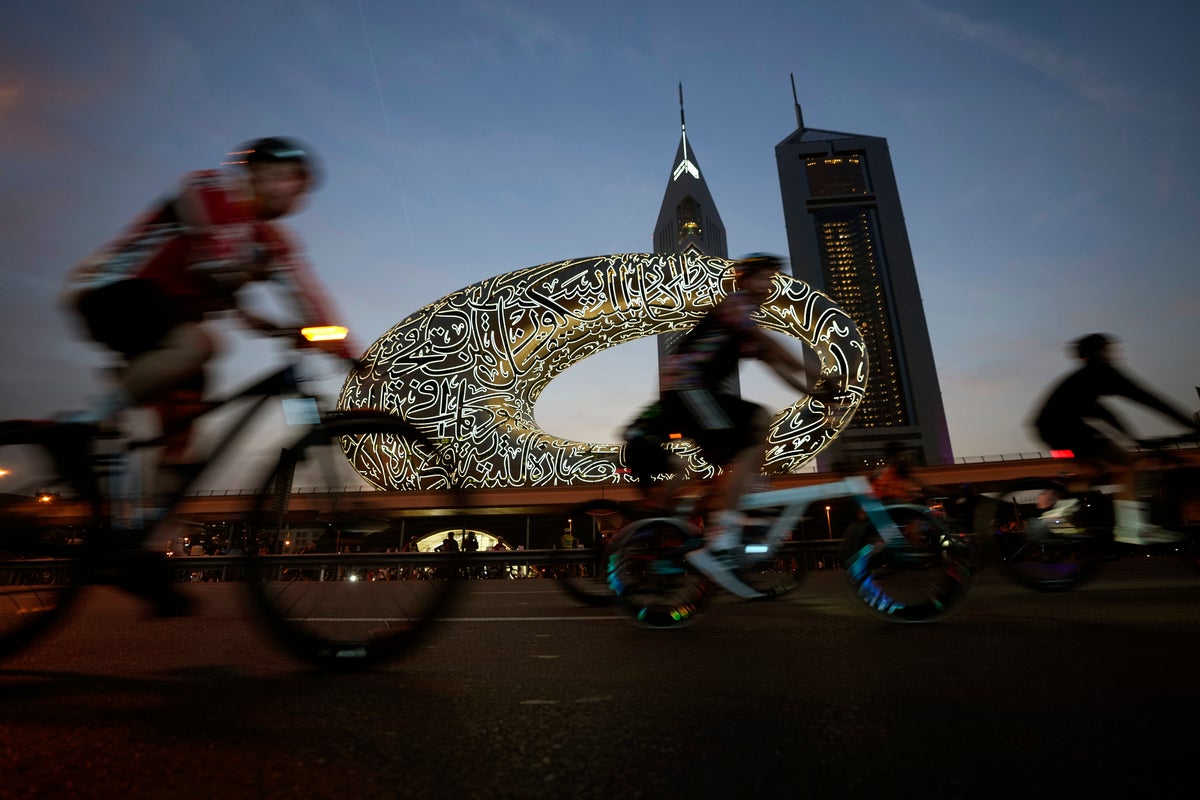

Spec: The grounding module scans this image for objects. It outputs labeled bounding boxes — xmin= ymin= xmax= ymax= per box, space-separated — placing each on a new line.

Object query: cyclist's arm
xmin=1113 ymin=371 xmax=1197 ymax=429
xmin=264 ymin=248 xmax=358 ymax=360
xmin=752 ymin=329 xmax=834 ymax=397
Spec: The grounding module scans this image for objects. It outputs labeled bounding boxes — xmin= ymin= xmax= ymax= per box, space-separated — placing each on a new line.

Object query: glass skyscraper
xmin=775 ymin=96 xmax=953 ymax=468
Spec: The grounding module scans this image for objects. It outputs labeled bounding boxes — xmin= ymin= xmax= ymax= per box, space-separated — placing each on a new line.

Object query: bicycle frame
xmin=737 ymin=475 xmax=908 ymax=556
xmin=97 ymin=355 xmax=324 ymax=536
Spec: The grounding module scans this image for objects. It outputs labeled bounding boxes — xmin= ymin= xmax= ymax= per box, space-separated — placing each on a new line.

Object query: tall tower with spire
xmin=653 ymin=84 xmax=730 ymax=389
xmin=775 ymin=76 xmax=953 ymax=468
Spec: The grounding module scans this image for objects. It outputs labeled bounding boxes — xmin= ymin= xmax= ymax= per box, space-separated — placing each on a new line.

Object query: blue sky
xmin=2 ymin=0 xmax=1198 ymax=483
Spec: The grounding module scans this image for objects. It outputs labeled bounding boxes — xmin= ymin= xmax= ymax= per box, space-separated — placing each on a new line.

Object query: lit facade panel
xmin=811 ymin=205 xmax=908 ymax=428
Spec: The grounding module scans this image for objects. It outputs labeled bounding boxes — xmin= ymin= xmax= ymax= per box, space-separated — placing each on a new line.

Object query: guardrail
xmin=163 ymin=541 xmax=845 ymax=582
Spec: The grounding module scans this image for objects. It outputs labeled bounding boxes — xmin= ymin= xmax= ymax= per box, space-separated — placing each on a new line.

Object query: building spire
xmin=679 ymin=82 xmax=688 ymax=164
xmin=672 ymin=82 xmax=700 ymax=182
xmin=790 ymin=73 xmax=805 ymax=130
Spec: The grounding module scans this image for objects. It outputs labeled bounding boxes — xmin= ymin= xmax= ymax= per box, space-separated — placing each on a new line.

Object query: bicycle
xmin=556 ymin=497 xmax=806 ymax=608
xmin=602 ymin=475 xmax=977 ymax=628
xmin=0 ymin=328 xmax=466 ymax=670
xmin=975 ymin=432 xmax=1200 ymax=592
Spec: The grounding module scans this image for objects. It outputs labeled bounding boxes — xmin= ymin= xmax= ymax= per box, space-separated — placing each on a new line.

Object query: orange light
xmin=301 ymin=325 xmax=349 ymax=342
xmin=668 ymin=432 xmax=683 ymax=440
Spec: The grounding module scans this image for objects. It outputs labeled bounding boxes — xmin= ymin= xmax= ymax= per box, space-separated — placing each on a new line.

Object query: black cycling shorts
xmin=660 ymin=389 xmax=764 ymax=466
xmin=76 ymin=279 xmax=182 ymax=357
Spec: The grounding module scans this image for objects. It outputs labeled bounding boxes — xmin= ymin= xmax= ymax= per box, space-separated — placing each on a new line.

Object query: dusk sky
xmin=3 ymin=0 xmax=1198 ymax=487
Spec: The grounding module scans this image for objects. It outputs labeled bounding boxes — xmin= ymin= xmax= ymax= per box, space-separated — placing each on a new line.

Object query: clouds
xmin=908 ymin=0 xmax=1141 ymax=113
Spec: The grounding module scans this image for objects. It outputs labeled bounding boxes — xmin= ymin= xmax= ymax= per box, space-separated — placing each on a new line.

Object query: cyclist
xmin=59 ymin=137 xmax=356 ymax=615
xmin=650 ymin=253 xmax=835 ymax=595
xmin=63 ymin=136 xmax=356 ymax=482
xmin=1032 ymin=333 xmax=1199 ymax=545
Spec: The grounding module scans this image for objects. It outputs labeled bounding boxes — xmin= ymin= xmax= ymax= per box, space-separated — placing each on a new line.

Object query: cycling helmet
xmin=734 ymin=253 xmax=785 ymax=276
xmin=229 ymin=136 xmax=320 ymax=187
xmin=1073 ymin=333 xmax=1113 ymax=361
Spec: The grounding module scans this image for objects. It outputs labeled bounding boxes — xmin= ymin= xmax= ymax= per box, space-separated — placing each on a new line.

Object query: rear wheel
xmin=977 ymin=478 xmax=1107 ymax=591
xmin=839 ymin=505 xmax=974 ymax=622
xmin=556 ymin=499 xmax=637 ymax=607
xmin=244 ymin=413 xmax=466 ymax=670
xmin=0 ymin=423 xmax=95 ymax=659
xmin=606 ymin=516 xmax=709 ymax=629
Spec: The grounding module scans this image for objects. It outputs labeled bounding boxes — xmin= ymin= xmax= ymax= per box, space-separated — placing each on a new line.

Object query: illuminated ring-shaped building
xmin=337 ymin=253 xmax=866 ymax=489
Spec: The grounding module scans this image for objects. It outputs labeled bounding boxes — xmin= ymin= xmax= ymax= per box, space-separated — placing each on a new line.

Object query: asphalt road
xmin=2 ymin=557 xmax=1199 ymax=800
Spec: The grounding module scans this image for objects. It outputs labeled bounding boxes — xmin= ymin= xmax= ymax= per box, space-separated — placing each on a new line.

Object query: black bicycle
xmin=0 ymin=328 xmax=466 ymax=670
xmin=976 ymin=432 xmax=1200 ymax=591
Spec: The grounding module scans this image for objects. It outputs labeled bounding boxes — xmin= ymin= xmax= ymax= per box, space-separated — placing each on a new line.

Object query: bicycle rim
xmin=0 ymin=423 xmax=93 ymax=659
xmin=839 ymin=506 xmax=974 ymax=622
xmin=244 ymin=414 xmax=465 ymax=670
xmin=607 ymin=517 xmax=708 ymax=629
xmin=979 ymin=479 xmax=1105 ymax=592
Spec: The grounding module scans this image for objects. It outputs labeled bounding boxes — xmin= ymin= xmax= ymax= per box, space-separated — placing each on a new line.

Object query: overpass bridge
xmin=22 ymin=449 xmax=1199 ymax=552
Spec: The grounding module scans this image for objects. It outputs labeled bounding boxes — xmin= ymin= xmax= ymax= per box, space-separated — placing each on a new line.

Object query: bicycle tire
xmin=606 ymin=516 xmax=709 ymax=629
xmin=556 ymin=499 xmax=637 ymax=607
xmin=976 ymin=478 xmax=1107 ymax=592
xmin=0 ymin=422 xmax=96 ymax=660
xmin=839 ymin=504 xmax=974 ymax=622
xmin=244 ymin=412 xmax=466 ymax=670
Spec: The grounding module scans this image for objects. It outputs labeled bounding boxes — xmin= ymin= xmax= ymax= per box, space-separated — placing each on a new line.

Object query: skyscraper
xmin=775 ymin=84 xmax=953 ymax=468
xmin=653 ymin=85 xmax=730 ymax=390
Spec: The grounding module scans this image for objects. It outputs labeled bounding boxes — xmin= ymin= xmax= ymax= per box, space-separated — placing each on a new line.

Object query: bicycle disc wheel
xmin=244 ymin=413 xmax=467 ymax=670
xmin=606 ymin=516 xmax=708 ymax=629
xmin=978 ymin=478 xmax=1106 ymax=592
xmin=556 ymin=499 xmax=636 ymax=607
xmin=839 ymin=505 xmax=974 ymax=622
xmin=0 ymin=422 xmax=95 ymax=659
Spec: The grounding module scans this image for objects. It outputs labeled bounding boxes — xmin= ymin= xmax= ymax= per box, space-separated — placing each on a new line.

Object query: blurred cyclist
xmin=1032 ymin=333 xmax=1198 ymax=544
xmin=649 ymin=254 xmax=836 ymax=596
xmin=63 ymin=136 xmax=356 ymax=481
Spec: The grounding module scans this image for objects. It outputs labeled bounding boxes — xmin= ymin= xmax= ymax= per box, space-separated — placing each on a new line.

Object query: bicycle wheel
xmin=977 ymin=478 xmax=1107 ymax=591
xmin=556 ymin=499 xmax=636 ymax=607
xmin=244 ymin=413 xmax=467 ymax=670
xmin=839 ymin=505 xmax=974 ymax=622
xmin=0 ymin=422 xmax=95 ymax=659
xmin=606 ymin=516 xmax=709 ymax=629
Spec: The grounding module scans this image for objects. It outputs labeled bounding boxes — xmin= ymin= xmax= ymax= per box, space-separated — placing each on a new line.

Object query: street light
xmin=825 ymin=505 xmax=832 ymax=539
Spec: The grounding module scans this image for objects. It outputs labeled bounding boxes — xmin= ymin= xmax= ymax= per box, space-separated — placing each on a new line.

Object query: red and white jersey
xmin=67 ymin=169 xmax=352 ymax=357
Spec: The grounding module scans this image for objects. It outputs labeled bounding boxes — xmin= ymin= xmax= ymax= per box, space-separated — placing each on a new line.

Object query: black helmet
xmin=229 ymin=136 xmax=320 ymax=187
xmin=1073 ymin=333 xmax=1113 ymax=361
xmin=735 ymin=253 xmax=785 ymax=276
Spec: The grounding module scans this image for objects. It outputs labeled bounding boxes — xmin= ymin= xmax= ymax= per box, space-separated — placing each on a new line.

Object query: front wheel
xmin=244 ymin=413 xmax=466 ymax=670
xmin=839 ymin=505 xmax=975 ymax=622
xmin=0 ymin=422 xmax=95 ymax=659
xmin=977 ymin=478 xmax=1108 ymax=592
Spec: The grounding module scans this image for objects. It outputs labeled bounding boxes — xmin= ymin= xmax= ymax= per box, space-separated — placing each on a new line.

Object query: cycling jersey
xmin=1034 ymin=361 xmax=1193 ymax=450
xmin=661 ymin=292 xmax=763 ymax=392
xmin=657 ymin=290 xmax=768 ymax=465
xmin=66 ymin=169 xmax=351 ymax=358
